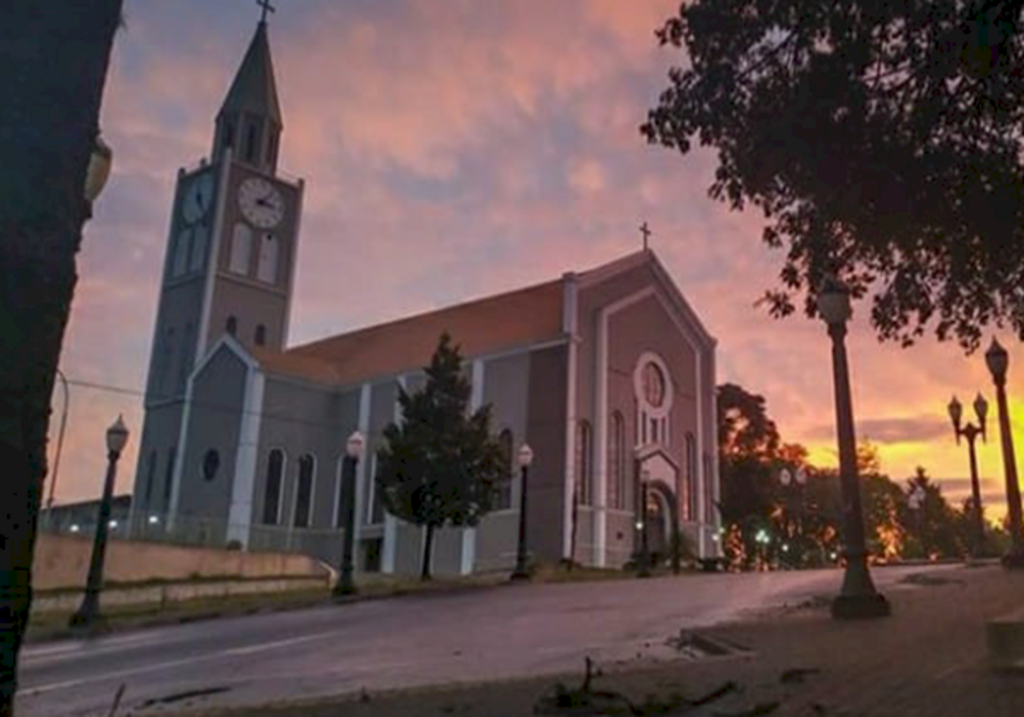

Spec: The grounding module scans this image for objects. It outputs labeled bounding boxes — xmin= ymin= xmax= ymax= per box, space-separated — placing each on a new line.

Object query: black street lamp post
xmin=69 ymin=415 xmax=129 ymax=629
xmin=817 ymin=276 xmax=890 ymax=620
xmin=333 ymin=431 xmax=364 ymax=598
xmin=984 ymin=339 xmax=1024 ymax=568
xmin=510 ymin=443 xmax=535 ymax=581
xmin=948 ymin=394 xmax=988 ymax=557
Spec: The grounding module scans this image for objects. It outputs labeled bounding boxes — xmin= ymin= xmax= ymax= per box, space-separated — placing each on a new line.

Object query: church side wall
xmin=174 ymin=348 xmax=248 ymax=545
xmin=524 ymin=344 xmax=570 ymax=566
xmin=252 ymin=379 xmax=359 ymax=565
xmin=473 ymin=352 xmax=531 ymax=572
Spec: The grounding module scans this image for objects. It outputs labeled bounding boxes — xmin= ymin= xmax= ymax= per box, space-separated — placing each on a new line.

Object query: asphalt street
xmin=16 ymin=564 xmax=956 ymax=716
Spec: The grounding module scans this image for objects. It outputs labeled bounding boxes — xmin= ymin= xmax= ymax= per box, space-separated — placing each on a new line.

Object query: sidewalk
xmin=173 ymin=564 xmax=1024 ymax=716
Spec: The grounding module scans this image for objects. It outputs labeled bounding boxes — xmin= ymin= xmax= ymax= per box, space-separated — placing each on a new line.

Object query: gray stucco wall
xmin=131 ymin=402 xmax=185 ymax=522
xmin=524 ymin=344 xmax=569 ymax=565
xmin=174 ymin=348 xmax=248 ymax=545
xmin=250 ymin=377 xmax=359 ymax=564
xmin=473 ymin=352 xmax=530 ymax=571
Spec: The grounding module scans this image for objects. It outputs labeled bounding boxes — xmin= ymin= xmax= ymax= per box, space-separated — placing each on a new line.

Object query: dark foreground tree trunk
xmin=1 ymin=4 xmax=121 ymax=715
xmin=421 ymin=523 xmax=436 ymax=581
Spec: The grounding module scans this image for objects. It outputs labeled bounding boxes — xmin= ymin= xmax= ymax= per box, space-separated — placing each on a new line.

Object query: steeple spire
xmin=212 ymin=12 xmax=283 ymax=173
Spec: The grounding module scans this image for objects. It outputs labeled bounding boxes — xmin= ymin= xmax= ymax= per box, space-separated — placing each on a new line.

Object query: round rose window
xmin=642 ymin=362 xmax=666 ymax=408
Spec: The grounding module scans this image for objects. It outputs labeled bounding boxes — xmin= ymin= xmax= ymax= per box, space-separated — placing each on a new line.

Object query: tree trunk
xmin=0 ymin=4 xmax=121 ymax=715
xmin=420 ymin=523 xmax=436 ymax=581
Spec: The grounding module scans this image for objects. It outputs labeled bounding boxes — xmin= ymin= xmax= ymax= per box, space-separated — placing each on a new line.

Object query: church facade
xmin=130 ymin=18 xmax=721 ymax=575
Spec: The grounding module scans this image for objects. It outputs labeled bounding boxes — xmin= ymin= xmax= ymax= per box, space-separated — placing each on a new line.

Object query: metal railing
xmin=40 ymin=510 xmax=346 ymax=565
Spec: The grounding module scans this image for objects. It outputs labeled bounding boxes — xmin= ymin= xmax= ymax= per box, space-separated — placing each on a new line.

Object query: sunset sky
xmin=55 ymin=0 xmax=1024 ymax=521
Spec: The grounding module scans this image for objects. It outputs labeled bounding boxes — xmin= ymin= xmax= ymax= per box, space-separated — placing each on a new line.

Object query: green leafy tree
xmin=900 ymin=467 xmax=968 ymax=559
xmin=643 ymin=0 xmax=1024 ymax=349
xmin=375 ymin=333 xmax=505 ymax=580
xmin=1 ymin=4 xmax=122 ymax=714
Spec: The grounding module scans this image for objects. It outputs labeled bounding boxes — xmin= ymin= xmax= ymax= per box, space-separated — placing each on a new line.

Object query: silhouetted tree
xmin=644 ymin=0 xmax=1024 ymax=350
xmin=1 ymin=4 xmax=122 ymax=714
xmin=375 ymin=333 xmax=505 ymax=580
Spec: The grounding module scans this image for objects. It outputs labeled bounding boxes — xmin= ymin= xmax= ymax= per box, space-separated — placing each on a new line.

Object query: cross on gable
xmin=639 ymin=221 xmax=652 ymax=251
xmin=257 ymin=0 xmax=275 ymax=23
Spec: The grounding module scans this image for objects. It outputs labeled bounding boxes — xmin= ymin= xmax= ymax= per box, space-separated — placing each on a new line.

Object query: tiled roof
xmin=257 ymin=278 xmax=566 ymax=387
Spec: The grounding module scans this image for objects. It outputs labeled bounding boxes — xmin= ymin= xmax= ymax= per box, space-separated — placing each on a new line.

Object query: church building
xmin=130 ymin=16 xmax=721 ymax=575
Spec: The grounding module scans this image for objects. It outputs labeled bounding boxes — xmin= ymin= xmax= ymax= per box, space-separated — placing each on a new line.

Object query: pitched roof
xmin=250 ymin=249 xmax=714 ymax=388
xmin=218 ymin=21 xmax=282 ymax=126
xmin=261 ymin=278 xmax=566 ymax=387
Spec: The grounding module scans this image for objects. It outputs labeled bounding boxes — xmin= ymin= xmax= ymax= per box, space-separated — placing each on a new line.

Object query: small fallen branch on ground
xmin=779 ymin=667 xmax=821 ymax=685
xmin=533 ymin=657 xmax=738 ymax=715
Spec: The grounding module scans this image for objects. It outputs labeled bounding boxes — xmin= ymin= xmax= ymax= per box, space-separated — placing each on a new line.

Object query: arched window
xmin=575 ymin=420 xmax=592 ymax=505
xmin=257 ymin=233 xmax=279 ymax=284
xmin=229 ymin=223 xmax=252 ymax=275
xmin=223 ymin=120 xmax=235 ymax=149
xmin=704 ymin=452 xmax=715 ymax=524
xmin=189 ymin=225 xmax=208 ymax=273
xmin=293 ymin=454 xmax=315 ymax=528
xmin=226 ymin=316 xmax=238 ymax=336
xmin=245 ymin=123 xmax=259 ymax=163
xmin=262 ymin=449 xmax=285 ymax=525
xmin=254 ymin=324 xmax=267 ymax=347
xmin=177 ymin=323 xmax=194 ymax=391
xmin=368 ymin=453 xmax=385 ymax=524
xmin=172 ymin=229 xmax=190 ymax=278
xmin=162 ymin=447 xmax=176 ymax=512
xmin=683 ymin=433 xmax=697 ymax=521
xmin=496 ymin=429 xmax=513 ymax=510
xmin=608 ymin=412 xmax=626 ymax=509
xmin=160 ymin=328 xmax=176 ymax=394
xmin=267 ymin=132 xmax=278 ymax=169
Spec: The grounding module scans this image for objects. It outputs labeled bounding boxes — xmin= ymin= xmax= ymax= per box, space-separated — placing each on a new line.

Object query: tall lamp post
xmin=817 ymin=276 xmax=890 ymax=619
xmin=947 ymin=394 xmax=988 ymax=557
xmin=510 ymin=444 xmax=535 ymax=581
xmin=69 ymin=415 xmax=129 ymax=628
xmin=984 ymin=339 xmax=1024 ymax=567
xmin=333 ymin=431 xmax=364 ymax=598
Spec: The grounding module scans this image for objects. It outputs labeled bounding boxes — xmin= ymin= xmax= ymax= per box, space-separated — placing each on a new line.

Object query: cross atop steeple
xmin=257 ymin=0 xmax=275 ymax=24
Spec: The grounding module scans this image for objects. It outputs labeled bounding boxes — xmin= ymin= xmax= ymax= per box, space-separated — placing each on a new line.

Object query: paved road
xmin=16 ymin=564 xmax=955 ymax=716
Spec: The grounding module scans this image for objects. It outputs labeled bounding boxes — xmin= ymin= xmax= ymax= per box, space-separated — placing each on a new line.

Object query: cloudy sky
xmin=57 ymin=0 xmax=1024 ymax=520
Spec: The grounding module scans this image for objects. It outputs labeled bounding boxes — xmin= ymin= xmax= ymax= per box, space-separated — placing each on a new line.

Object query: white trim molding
xmin=226 ymin=365 xmax=266 ymax=547
xmin=562 ymin=272 xmax=579 ymax=560
xmin=353 ymin=383 xmax=372 ymax=547
xmin=196 ymin=147 xmax=234 ymax=361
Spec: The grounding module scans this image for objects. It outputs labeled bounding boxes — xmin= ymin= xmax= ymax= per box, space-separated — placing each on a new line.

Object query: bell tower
xmin=131 ymin=8 xmax=304 ymax=523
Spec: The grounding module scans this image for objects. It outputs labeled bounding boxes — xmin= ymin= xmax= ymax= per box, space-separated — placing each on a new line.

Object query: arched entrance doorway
xmin=634 ymin=444 xmax=681 ymax=569
xmin=644 ymin=481 xmax=676 ymax=561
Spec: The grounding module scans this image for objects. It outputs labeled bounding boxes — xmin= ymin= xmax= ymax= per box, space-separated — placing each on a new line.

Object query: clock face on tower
xmin=238 ymin=177 xmax=285 ymax=229
xmin=181 ymin=172 xmax=215 ymax=225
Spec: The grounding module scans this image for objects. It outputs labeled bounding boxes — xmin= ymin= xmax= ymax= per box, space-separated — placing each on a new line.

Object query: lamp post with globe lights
xmin=947 ymin=394 xmax=988 ymax=557
xmin=510 ymin=444 xmax=535 ymax=581
xmin=816 ymin=276 xmax=890 ymax=619
xmin=984 ymin=339 xmax=1024 ymax=567
xmin=333 ymin=431 xmax=365 ymax=598
xmin=69 ymin=416 xmax=129 ymax=629
xmin=778 ymin=466 xmax=808 ymax=563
